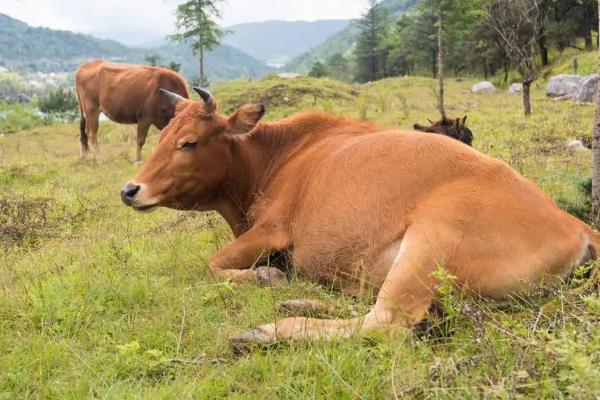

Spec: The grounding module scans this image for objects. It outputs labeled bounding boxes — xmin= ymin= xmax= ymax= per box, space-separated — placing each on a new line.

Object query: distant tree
xmin=389 ymin=11 xmax=437 ymax=77
xmin=486 ymin=0 xmax=543 ymax=116
xmin=326 ymin=53 xmax=351 ymax=81
xmin=169 ymin=0 xmax=228 ymax=87
xmin=165 ymin=61 xmax=182 ymax=73
xmin=354 ymin=0 xmax=391 ymax=82
xmin=417 ymin=0 xmax=484 ymax=118
xmin=144 ymin=54 xmax=161 ymax=66
xmin=0 ymin=72 xmax=26 ymax=103
xmin=309 ymin=61 xmax=330 ymax=78
xmin=591 ymin=0 xmax=600 ymax=223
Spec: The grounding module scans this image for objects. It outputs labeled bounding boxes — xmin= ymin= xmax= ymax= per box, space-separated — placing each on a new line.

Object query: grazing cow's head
xmin=120 ymin=87 xmax=265 ymax=211
xmin=413 ymin=116 xmax=473 ymax=146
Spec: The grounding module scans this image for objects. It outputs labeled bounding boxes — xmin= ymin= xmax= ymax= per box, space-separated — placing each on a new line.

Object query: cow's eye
xmin=179 ymin=141 xmax=197 ymax=151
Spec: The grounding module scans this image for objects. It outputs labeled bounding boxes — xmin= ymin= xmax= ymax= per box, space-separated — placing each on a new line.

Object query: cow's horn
xmin=159 ymin=88 xmax=185 ymax=106
xmin=193 ymin=87 xmax=216 ymax=112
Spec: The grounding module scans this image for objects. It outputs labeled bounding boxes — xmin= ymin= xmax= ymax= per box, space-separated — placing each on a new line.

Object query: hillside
xmin=285 ymin=0 xmax=420 ymax=73
xmin=0 ymin=13 xmax=271 ymax=82
xmin=223 ymin=20 xmax=351 ymax=67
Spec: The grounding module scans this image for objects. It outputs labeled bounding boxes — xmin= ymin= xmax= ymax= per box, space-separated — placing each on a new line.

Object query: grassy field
xmin=1 ymin=75 xmax=600 ymax=399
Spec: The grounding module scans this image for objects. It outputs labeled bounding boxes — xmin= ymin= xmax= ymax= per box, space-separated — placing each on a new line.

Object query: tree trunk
xmin=538 ymin=37 xmax=549 ymax=66
xmin=591 ymin=0 xmax=600 ymax=223
xmin=199 ymin=44 xmax=205 ymax=87
xmin=503 ymin=62 xmax=509 ymax=84
xmin=522 ymin=81 xmax=532 ymax=117
xmin=437 ymin=11 xmax=446 ymax=120
xmin=585 ymin=30 xmax=594 ymax=51
xmin=432 ymin=50 xmax=437 ymax=79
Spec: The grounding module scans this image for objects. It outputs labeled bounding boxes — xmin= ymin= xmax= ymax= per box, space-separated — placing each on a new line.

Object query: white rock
xmin=546 ymin=75 xmax=581 ymax=97
xmin=508 ymin=83 xmax=523 ymax=95
xmin=572 ymin=74 xmax=598 ymax=103
xmin=567 ymin=140 xmax=588 ymax=152
xmin=471 ymin=81 xmax=495 ymax=93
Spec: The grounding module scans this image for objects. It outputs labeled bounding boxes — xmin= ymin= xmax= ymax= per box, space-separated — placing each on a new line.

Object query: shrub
xmin=309 ymin=61 xmax=329 ymax=78
xmin=38 ymin=87 xmax=79 ymax=121
xmin=0 ymin=103 xmax=45 ymax=133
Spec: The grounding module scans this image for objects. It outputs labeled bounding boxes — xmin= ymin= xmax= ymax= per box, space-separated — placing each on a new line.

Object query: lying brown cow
xmin=75 ymin=60 xmax=189 ymax=163
xmin=121 ymin=89 xmax=599 ymax=349
xmin=414 ymin=116 xmax=473 ymax=146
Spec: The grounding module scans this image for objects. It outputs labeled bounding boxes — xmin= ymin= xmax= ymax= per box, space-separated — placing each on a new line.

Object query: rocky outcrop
xmin=572 ymin=74 xmax=598 ymax=103
xmin=471 ymin=81 xmax=495 ymax=93
xmin=508 ymin=83 xmax=523 ymax=95
xmin=546 ymin=75 xmax=581 ymax=97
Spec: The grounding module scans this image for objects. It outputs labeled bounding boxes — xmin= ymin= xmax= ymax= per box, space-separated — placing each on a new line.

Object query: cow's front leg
xmin=208 ymin=223 xmax=289 ymax=286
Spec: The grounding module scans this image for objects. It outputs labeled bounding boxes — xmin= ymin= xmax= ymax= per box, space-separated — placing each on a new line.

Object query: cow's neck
xmin=216 ymin=114 xmax=337 ymax=237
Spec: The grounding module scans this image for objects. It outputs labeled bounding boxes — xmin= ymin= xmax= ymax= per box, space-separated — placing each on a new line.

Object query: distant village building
xmin=0 ymin=66 xmax=9 ymax=74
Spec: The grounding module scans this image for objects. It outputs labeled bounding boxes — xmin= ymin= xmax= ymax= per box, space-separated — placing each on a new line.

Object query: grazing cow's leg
xmin=209 ymin=223 xmax=290 ymax=286
xmin=85 ymin=108 xmax=103 ymax=161
xmin=229 ymin=226 xmax=440 ymax=351
xmin=134 ymin=121 xmax=151 ymax=164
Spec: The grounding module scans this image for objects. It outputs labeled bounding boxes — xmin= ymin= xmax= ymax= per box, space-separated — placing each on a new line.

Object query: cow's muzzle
xmin=121 ymin=183 xmax=141 ymax=206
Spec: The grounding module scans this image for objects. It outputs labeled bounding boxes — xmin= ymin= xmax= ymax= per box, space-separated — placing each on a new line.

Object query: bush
xmin=38 ymin=87 xmax=79 ymax=121
xmin=0 ymin=103 xmax=45 ymax=133
xmin=309 ymin=61 xmax=329 ymax=78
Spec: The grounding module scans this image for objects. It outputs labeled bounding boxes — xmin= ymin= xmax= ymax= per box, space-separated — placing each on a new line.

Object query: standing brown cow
xmin=121 ymin=89 xmax=600 ymax=350
xmin=75 ymin=60 xmax=189 ymax=163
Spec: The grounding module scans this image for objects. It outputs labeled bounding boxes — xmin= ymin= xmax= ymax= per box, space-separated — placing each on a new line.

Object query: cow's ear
xmin=228 ymin=104 xmax=266 ymax=134
xmin=462 ymin=115 xmax=468 ymax=125
xmin=414 ymin=123 xmax=435 ymax=133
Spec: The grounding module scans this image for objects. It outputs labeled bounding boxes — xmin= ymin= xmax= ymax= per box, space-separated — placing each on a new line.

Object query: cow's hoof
xmin=279 ymin=299 xmax=335 ymax=317
xmin=256 ymin=267 xmax=288 ymax=287
xmin=132 ymin=160 xmax=143 ymax=166
xmin=229 ymin=325 xmax=277 ymax=355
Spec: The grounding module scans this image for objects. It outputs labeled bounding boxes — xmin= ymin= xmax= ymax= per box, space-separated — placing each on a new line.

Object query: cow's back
xmin=269 ymin=130 xmax=584 ymax=293
xmin=76 ymin=61 xmax=188 ymax=125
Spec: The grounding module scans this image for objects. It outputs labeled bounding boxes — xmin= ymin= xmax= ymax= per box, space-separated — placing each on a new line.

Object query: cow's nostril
xmin=121 ymin=183 xmax=141 ymax=205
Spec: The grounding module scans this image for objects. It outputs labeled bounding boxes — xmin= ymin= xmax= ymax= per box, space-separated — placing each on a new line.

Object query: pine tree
xmin=169 ymin=0 xmax=227 ymax=86
xmin=354 ymin=0 xmax=391 ymax=83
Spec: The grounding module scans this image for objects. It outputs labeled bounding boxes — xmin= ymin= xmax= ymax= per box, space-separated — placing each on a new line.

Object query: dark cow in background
xmin=75 ymin=60 xmax=190 ymax=163
xmin=414 ymin=116 xmax=473 ymax=146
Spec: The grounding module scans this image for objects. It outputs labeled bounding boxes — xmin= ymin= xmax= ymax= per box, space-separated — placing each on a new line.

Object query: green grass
xmin=1 ymin=76 xmax=599 ymax=399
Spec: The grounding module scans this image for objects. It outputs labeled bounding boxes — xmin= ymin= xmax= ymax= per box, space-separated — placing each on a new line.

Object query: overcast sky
xmin=0 ymin=0 xmax=367 ymax=46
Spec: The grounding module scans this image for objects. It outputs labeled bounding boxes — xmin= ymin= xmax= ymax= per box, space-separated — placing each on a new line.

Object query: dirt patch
xmin=214 ymin=77 xmax=357 ymax=114
xmin=0 ymin=195 xmax=56 ymax=247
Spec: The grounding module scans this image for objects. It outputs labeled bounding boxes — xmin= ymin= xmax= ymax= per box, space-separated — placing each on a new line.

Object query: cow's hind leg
xmin=134 ymin=121 xmax=151 ymax=164
xmin=230 ymin=227 xmax=442 ymax=352
xmin=85 ymin=108 xmax=103 ymax=162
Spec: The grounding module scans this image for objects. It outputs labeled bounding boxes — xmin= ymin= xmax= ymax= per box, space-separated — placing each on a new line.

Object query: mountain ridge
xmin=0 ymin=12 xmax=270 ymax=82
xmin=222 ymin=19 xmax=351 ymax=67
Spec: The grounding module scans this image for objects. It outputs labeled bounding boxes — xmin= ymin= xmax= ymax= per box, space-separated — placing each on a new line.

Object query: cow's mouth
xmin=133 ymin=203 xmax=160 ymax=213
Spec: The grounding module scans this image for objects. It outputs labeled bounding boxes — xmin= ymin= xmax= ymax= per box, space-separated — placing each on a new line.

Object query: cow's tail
xmin=76 ymin=89 xmax=88 ymax=153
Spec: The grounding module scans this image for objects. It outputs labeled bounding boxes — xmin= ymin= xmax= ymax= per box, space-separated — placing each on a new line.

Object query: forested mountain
xmin=222 ymin=20 xmax=351 ymax=67
xmin=0 ymin=13 xmax=270 ymax=82
xmin=285 ymin=0 xmax=420 ymax=72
